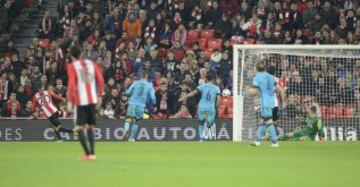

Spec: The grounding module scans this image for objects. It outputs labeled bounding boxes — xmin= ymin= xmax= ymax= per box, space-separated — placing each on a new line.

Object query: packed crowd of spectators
xmin=0 ymin=0 xmax=360 ymax=119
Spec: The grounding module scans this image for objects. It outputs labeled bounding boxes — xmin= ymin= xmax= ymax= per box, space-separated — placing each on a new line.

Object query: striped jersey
xmin=0 ymin=79 xmax=8 ymax=100
xmin=67 ymin=58 xmax=104 ymax=106
xmin=33 ymin=90 xmax=64 ymax=117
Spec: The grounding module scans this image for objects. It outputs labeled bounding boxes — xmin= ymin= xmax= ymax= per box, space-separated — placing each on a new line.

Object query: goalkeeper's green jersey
xmin=303 ymin=116 xmax=325 ymax=138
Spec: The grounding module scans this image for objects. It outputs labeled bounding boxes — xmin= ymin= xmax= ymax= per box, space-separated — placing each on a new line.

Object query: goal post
xmin=233 ymin=45 xmax=360 ymax=142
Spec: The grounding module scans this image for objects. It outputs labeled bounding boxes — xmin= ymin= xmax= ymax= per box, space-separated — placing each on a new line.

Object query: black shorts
xmin=75 ymin=104 xmax=96 ymax=126
xmin=48 ymin=112 xmax=61 ymax=127
xmin=273 ymin=107 xmax=279 ymax=121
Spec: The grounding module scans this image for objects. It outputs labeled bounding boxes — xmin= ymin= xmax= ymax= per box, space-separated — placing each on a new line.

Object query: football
xmin=222 ymin=89 xmax=231 ymax=96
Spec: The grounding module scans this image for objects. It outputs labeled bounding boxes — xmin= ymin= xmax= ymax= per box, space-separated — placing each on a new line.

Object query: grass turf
xmin=0 ymin=142 xmax=359 ymax=187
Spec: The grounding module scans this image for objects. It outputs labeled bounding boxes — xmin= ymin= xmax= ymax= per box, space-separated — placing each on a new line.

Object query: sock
xmin=78 ymin=129 xmax=90 ymax=155
xmin=59 ymin=127 xmax=74 ymax=134
xmin=267 ymin=124 xmax=278 ymax=144
xmin=198 ymin=123 xmax=206 ymax=140
xmin=124 ymin=121 xmax=131 ymax=131
xmin=54 ymin=129 xmax=62 ymax=140
xmin=130 ymin=124 xmax=138 ymax=140
xmin=206 ymin=118 xmax=212 ymax=128
xmin=207 ymin=127 xmax=212 ymax=139
xmin=256 ymin=124 xmax=267 ymax=142
xmin=211 ymin=123 xmax=216 ymax=140
xmin=87 ymin=127 xmax=95 ymax=155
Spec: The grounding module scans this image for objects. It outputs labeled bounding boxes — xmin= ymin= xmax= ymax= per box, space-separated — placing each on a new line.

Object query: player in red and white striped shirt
xmin=67 ymin=45 xmax=104 ymax=161
xmin=266 ymin=66 xmax=287 ymax=139
xmin=33 ymin=86 xmax=74 ymax=141
xmin=0 ymin=73 xmax=9 ymax=102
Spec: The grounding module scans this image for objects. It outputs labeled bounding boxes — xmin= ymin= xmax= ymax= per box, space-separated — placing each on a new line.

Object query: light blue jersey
xmin=123 ymin=79 xmax=155 ymax=140
xmin=253 ymin=72 xmax=277 ymax=118
xmin=127 ymin=79 xmax=156 ymax=107
xmin=197 ymin=83 xmax=221 ymax=112
xmin=126 ymin=79 xmax=156 ymax=120
xmin=197 ymin=83 xmax=220 ymax=124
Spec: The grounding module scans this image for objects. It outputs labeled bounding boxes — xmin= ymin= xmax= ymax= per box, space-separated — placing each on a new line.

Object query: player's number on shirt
xmin=79 ymin=69 xmax=94 ymax=83
xmin=138 ymin=85 xmax=145 ymax=96
xmin=37 ymin=96 xmax=51 ymax=106
xmin=206 ymin=90 xmax=211 ymax=101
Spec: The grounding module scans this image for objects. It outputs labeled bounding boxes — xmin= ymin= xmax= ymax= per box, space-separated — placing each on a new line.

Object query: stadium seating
xmin=335 ymin=105 xmax=345 ymax=119
xmin=198 ymin=38 xmax=208 ymax=51
xmin=186 ymin=30 xmax=200 ymax=45
xmin=200 ymin=29 xmax=214 ymax=40
xmin=207 ymin=39 xmax=223 ymax=50
xmin=323 ymin=106 xmax=336 ymax=119
xmin=242 ymin=38 xmax=256 ymax=44
xmin=320 ymin=106 xmax=327 ymax=118
xmin=343 ymin=106 xmax=354 ymax=119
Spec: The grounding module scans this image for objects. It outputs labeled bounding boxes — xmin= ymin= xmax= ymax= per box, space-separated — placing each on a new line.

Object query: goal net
xmin=233 ymin=45 xmax=360 ymax=141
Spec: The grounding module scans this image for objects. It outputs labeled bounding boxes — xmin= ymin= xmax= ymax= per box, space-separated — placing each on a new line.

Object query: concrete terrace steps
xmin=1 ymin=1 xmax=59 ymax=54
xmin=11 ymin=5 xmax=51 ymax=53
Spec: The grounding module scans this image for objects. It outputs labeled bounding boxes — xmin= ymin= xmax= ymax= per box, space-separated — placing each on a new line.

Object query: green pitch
xmin=0 ymin=142 xmax=359 ymax=187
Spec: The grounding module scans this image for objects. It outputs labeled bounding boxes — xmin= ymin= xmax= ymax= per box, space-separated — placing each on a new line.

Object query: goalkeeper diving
xmin=279 ymin=105 xmax=325 ymax=141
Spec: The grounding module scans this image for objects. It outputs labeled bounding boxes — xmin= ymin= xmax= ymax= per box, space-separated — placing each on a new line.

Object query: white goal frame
xmin=232 ymin=45 xmax=360 ymax=141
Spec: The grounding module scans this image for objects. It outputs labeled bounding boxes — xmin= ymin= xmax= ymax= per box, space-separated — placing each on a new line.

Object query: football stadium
xmin=0 ymin=0 xmax=360 ymax=187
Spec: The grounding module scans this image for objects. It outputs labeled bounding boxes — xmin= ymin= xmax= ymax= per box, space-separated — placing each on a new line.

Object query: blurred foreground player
xmin=67 ymin=45 xmax=104 ymax=160
xmin=123 ymin=71 xmax=156 ymax=142
xmin=179 ymin=72 xmax=220 ymax=142
xmin=33 ymin=86 xmax=74 ymax=142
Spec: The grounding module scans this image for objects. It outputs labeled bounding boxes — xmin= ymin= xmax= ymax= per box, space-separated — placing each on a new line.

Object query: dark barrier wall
xmin=282 ymin=118 xmax=360 ymax=141
xmin=240 ymin=118 xmax=360 ymax=141
xmin=0 ymin=119 xmax=233 ymax=141
xmin=1 ymin=118 xmax=359 ymax=141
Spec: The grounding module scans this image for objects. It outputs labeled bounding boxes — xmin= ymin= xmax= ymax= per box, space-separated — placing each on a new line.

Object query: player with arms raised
xmin=33 ymin=85 xmax=74 ymax=142
xmin=179 ymin=72 xmax=220 ymax=142
xmin=122 ymin=71 xmax=156 ymax=142
xmin=67 ymin=45 xmax=104 ymax=160
xmin=248 ymin=60 xmax=286 ymax=147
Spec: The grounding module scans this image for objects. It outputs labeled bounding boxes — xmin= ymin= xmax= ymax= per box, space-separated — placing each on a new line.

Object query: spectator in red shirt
xmin=86 ymin=30 xmax=102 ymax=49
xmin=242 ymin=14 xmax=262 ymax=39
xmin=1 ymin=92 xmax=21 ymax=117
